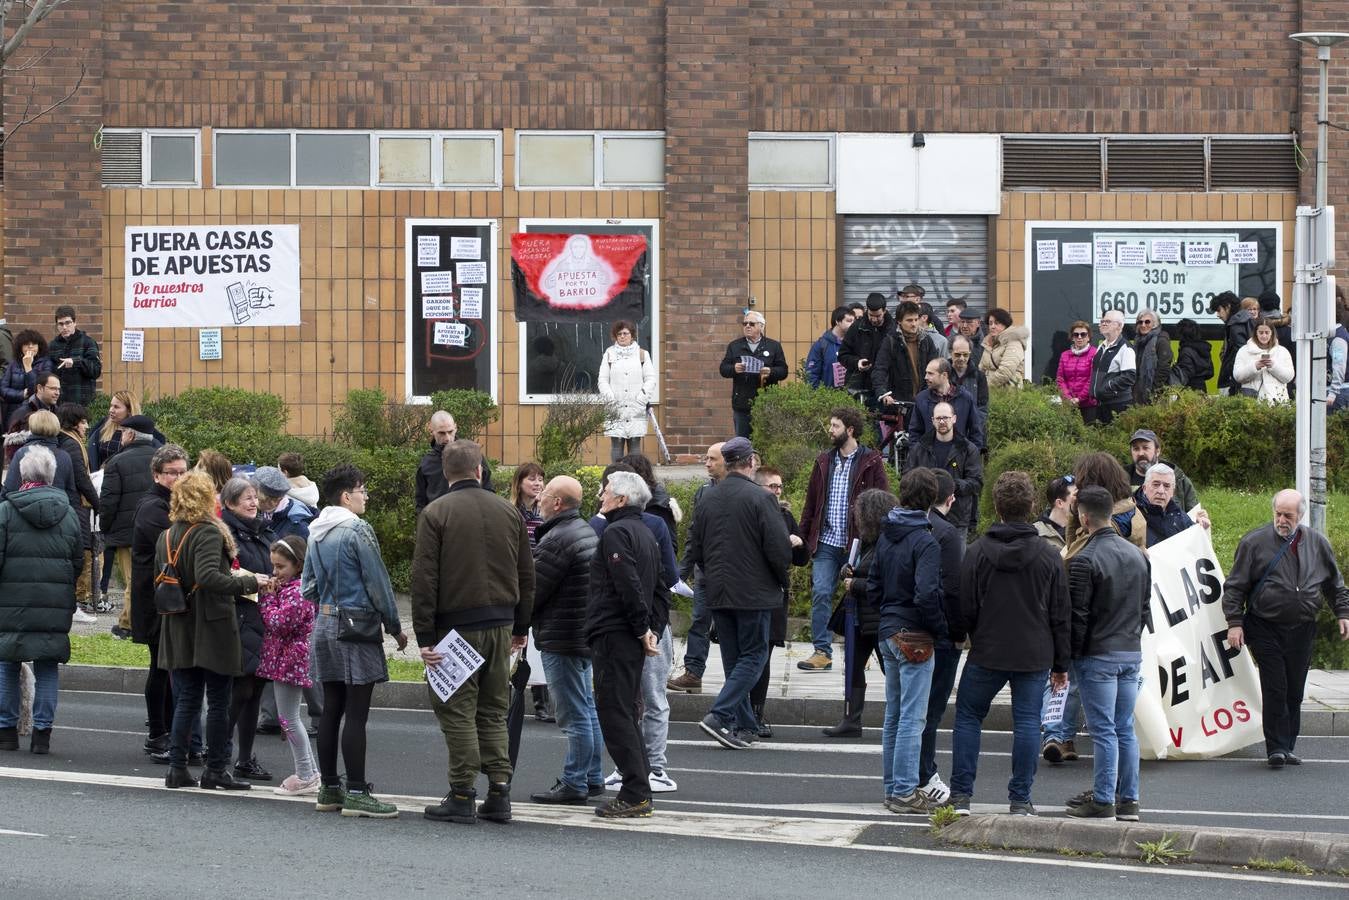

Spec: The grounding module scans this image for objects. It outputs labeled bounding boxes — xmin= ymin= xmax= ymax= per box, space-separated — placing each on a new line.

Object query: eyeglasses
xmin=951 ymin=352 xmax=970 ymax=358
xmin=742 ymin=321 xmax=760 ymax=326
xmin=1071 ymin=331 xmax=1089 ymax=338
xmin=764 ymin=483 xmax=783 ymax=493
xmin=932 ymin=416 xmax=955 ymax=422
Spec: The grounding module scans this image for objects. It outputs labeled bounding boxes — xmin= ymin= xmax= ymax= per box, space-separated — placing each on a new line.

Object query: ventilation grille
xmin=100 ymin=131 xmax=142 ymax=186
xmin=1003 ymin=138 xmax=1102 ymax=190
xmin=1106 ymin=140 xmax=1206 ymax=190
xmin=1210 ymin=139 xmax=1299 ymax=190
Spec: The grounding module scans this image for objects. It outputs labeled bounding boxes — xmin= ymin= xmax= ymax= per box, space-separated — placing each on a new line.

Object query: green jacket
xmin=156 ymin=521 xmax=259 ymax=676
xmin=0 ymin=485 xmax=83 ymax=663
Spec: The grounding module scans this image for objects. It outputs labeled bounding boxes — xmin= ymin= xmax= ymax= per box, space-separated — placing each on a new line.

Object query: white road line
xmin=0 ymin=828 xmax=46 ymax=837
xmin=1 ymin=765 xmax=1342 ymax=890
xmin=55 ymin=725 xmax=144 ymax=737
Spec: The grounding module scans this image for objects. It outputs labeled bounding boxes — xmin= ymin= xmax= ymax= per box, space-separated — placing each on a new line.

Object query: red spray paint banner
xmin=511 ymin=233 xmax=648 ymax=322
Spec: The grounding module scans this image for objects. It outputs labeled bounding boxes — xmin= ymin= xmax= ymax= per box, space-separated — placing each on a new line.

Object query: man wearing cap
xmin=98 ymin=413 xmax=158 ymax=637
xmin=685 ymin=436 xmax=791 ymax=749
xmin=839 ymin=293 xmax=895 ymax=409
xmin=1126 ymin=429 xmax=1198 ymax=513
xmin=719 ymin=311 xmax=788 ymax=439
xmin=252 ymin=465 xmax=317 ymax=542
xmin=956 ymin=309 xmax=985 ymax=371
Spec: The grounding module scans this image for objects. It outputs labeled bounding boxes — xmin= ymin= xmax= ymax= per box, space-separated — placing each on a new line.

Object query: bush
xmin=429 ymin=389 xmax=499 ymax=442
xmin=143 ymin=386 xmax=289 ymax=462
xmin=979 ymin=438 xmax=1095 ymax=530
xmin=333 ymin=389 xmax=430 ymax=451
xmin=536 ymin=394 xmax=614 ymax=467
xmin=751 ymin=382 xmax=868 ymax=488
xmin=984 ymin=384 xmax=1091 ymax=450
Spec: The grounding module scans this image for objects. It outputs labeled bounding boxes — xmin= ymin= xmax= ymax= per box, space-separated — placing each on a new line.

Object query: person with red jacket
xmin=796 ymin=406 xmax=890 ymax=671
xmin=1056 ymin=320 xmax=1098 ymax=417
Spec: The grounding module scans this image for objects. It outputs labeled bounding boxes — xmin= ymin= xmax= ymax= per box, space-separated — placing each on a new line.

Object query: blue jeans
xmin=919 ymin=646 xmax=961 ymax=786
xmin=810 ymin=543 xmax=847 ymax=655
xmin=949 ymin=662 xmax=1047 ymax=804
xmin=1041 ymin=676 xmax=1083 ymax=745
xmin=0 ymin=660 xmax=58 ymax=730
xmin=541 ymin=651 xmax=604 ymax=792
xmin=709 ymin=609 xmax=770 ymax=733
xmin=1075 ymin=654 xmax=1142 ymax=804
xmin=170 ymin=667 xmax=232 ymax=770
xmin=879 ymin=637 xmax=933 ymax=799
xmin=683 ymin=572 xmax=712 ymax=678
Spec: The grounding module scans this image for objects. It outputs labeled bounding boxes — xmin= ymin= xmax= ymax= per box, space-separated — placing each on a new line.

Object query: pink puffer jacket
xmin=1056 ymin=344 xmax=1098 ymax=407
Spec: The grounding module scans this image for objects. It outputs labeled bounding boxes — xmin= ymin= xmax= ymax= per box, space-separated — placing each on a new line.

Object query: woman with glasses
xmin=1055 ymin=321 xmax=1097 ymax=417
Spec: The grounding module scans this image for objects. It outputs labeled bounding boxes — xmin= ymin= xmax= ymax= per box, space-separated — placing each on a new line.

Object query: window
xmin=442 ymin=135 xmax=499 ymax=187
xmin=516 ymin=132 xmax=665 ymax=189
xmin=100 ymin=129 xmax=200 ymax=187
xmin=215 ymin=132 xmax=291 ymax=186
xmin=379 ymin=136 xmax=432 ymax=185
xmin=748 ymin=133 xmax=834 ymax=189
xmin=296 ymin=133 xmax=370 ymax=186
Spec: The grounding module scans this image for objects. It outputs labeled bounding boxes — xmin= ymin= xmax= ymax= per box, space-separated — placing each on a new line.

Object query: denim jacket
xmin=301 ymin=517 xmax=401 ymax=635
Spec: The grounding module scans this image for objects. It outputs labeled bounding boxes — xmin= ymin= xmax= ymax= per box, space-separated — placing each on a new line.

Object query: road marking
xmin=1 ymin=765 xmax=1342 ymax=890
xmin=56 ymin=725 xmax=144 ymax=737
xmin=0 ymin=828 xmax=46 ymax=837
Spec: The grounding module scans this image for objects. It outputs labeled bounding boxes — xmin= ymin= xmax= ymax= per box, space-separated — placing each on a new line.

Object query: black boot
xmin=478 ymin=781 xmax=512 ymax=823
xmin=425 ymin=786 xmax=477 ymax=824
xmin=30 ymin=728 xmax=51 ymax=755
xmin=200 ymin=768 xmax=252 ymax=791
xmin=165 ymin=766 xmax=198 ymax=789
xmin=532 ymin=686 xmax=556 ymax=723
xmin=0 ymin=726 xmax=17 ymax=751
xmin=822 ymin=688 xmax=865 ymax=738
xmin=752 ymin=703 xmax=773 ymax=739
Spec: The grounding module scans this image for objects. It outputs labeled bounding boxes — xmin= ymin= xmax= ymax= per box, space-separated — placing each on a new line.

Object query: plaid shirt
xmin=819 ymin=446 xmax=858 ymax=549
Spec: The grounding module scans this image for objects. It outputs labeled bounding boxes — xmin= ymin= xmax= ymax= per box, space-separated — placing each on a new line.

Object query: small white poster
xmin=1035 ymin=240 xmax=1059 ymax=272
xmin=1151 ymin=239 xmax=1181 ymax=263
xmin=1062 ymin=242 xmax=1092 ymax=265
xmin=1116 ymin=243 xmax=1148 ymax=267
xmin=457 ymin=261 xmax=488 ymax=285
xmin=433 ymin=321 xmax=469 ymax=347
xmin=740 ymin=354 xmax=765 ymax=374
xmin=425 ymin=629 xmax=486 ymax=702
xmin=450 ymin=237 xmax=481 ymax=260
xmin=459 ymin=287 xmax=484 ymax=319
xmin=1184 ymin=242 xmax=1216 ymax=267
xmin=422 ymin=270 xmax=454 ymax=294
xmin=416 ymin=236 xmax=440 ymax=267
xmin=120 ymin=330 xmax=144 ymax=363
xmin=198 ymin=328 xmax=222 ymax=361
xmin=422 ymin=297 xmax=455 ymax=319
xmin=1230 ymin=241 xmax=1258 ymax=264
xmin=1093 ymin=239 xmax=1115 ymax=269
xmin=1042 ymin=680 xmax=1069 ymax=725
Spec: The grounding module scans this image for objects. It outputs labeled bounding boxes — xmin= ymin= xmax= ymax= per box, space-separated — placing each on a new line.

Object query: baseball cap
xmin=720 ymin=437 xmax=755 ymax=463
xmin=1130 ymin=429 xmax=1159 ymax=446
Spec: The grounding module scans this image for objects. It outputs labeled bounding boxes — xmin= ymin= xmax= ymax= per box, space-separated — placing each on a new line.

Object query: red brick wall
xmin=1297 ymin=2 xmax=1349 ymax=269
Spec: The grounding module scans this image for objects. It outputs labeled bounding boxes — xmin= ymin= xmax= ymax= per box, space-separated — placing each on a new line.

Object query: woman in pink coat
xmin=1056 ymin=320 xmax=1097 ymax=415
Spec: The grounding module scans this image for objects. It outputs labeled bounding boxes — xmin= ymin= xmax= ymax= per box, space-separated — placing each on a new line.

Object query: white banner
xmin=124 ymin=225 xmax=300 ymax=328
xmin=1093 ymin=230 xmax=1241 ymax=326
xmin=1135 ymin=525 xmax=1263 ymax=760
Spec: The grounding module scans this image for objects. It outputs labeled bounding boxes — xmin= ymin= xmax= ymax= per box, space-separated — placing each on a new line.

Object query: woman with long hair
xmin=0 ymin=329 xmax=51 ymax=426
xmin=510 ymin=462 xmax=546 ymax=546
xmin=88 ymin=390 xmax=142 ymax=472
xmin=1063 ymin=451 xmax=1147 ymax=559
xmin=1233 ymin=317 xmax=1294 ymax=405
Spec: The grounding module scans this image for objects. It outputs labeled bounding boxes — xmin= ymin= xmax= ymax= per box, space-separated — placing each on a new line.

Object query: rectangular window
xmin=296 ymin=132 xmax=370 ymax=186
xmin=148 ymin=134 xmax=197 ymax=184
xmin=215 ymin=132 xmax=291 ymax=186
xmin=518 ymin=133 xmax=595 ymax=188
xmin=442 ymin=135 xmax=499 ymax=187
xmin=101 ymin=129 xmax=200 ymax=188
xmin=378 ymin=136 xmax=433 ymax=185
xmin=748 ymin=133 xmax=834 ymax=189
xmin=600 ymin=135 xmax=664 ymax=187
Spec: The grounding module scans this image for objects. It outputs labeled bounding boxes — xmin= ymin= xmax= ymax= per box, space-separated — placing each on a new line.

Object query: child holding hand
xmin=256 ymin=535 xmax=319 ymax=795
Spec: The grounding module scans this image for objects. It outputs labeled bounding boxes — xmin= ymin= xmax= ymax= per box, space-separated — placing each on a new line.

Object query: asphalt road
xmin=1 ymin=688 xmax=1347 ymax=898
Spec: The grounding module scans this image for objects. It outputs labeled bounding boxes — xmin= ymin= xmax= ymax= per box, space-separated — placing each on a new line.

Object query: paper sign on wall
xmin=1151 ymin=240 xmax=1181 ymax=263
xmin=422 ymin=271 xmax=454 ymax=294
xmin=433 ymin=321 xmax=469 ymax=347
xmin=457 ymin=261 xmax=488 ymax=285
xmin=417 ymin=236 xmax=440 ymax=267
xmin=459 ymin=288 xmax=483 ymax=319
xmin=1184 ymin=243 xmax=1216 ymax=266
xmin=1035 ymin=240 xmax=1059 ymax=272
xmin=1231 ymin=242 xmax=1258 ymax=264
xmin=422 ymin=298 xmax=455 ymax=319
xmin=450 ymin=237 xmax=481 ymax=260
xmin=199 ymin=328 xmax=222 ymax=361
xmin=120 ymin=330 xmax=144 ymax=363
xmin=1061 ymin=243 xmax=1092 ymax=265
xmin=1093 ymin=239 xmax=1115 ymax=269
xmin=1116 ymin=244 xmax=1147 ymax=267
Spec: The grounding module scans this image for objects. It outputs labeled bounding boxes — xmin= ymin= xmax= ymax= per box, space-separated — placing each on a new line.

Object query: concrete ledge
xmin=941 ymin=815 xmax=1349 ymax=871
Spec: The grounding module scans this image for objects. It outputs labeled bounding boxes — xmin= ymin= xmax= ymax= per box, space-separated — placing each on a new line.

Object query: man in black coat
xmin=586 ymin=471 xmax=662 ymax=819
xmin=838 ymin=293 xmax=895 ymax=408
xmin=685 ymin=437 xmax=791 ymax=750
xmin=56 ymin=404 xmax=100 ymax=621
xmin=48 ymin=305 xmax=102 ymax=408
xmin=917 ymin=469 xmax=965 ymax=806
xmin=5 ymin=371 xmax=60 ymax=433
xmin=874 ymin=301 xmax=940 ymax=409
xmin=904 ymin=402 xmax=984 ymax=536
xmin=528 ymin=475 xmax=602 ymax=805
xmin=99 ymin=414 xmax=159 ymax=637
xmin=718 ymin=311 xmax=788 ymax=439
xmin=415 ymin=410 xmax=494 ymax=513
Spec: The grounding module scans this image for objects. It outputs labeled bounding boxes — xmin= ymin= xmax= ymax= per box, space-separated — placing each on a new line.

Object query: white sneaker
xmin=72 ymin=608 xmax=97 ymax=624
xmin=275 ymin=773 xmax=322 ymax=796
xmin=603 ymin=769 xmax=622 ymax=790
xmin=919 ymin=772 xmax=950 ymax=805
xmin=648 ymin=769 xmax=678 ymax=793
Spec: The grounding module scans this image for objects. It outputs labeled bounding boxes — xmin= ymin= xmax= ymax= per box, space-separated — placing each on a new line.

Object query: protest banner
xmin=124 ymin=224 xmax=300 ymax=328
xmin=1134 ymin=524 xmax=1263 ymax=760
xmin=510 ymin=232 xmax=647 ymax=322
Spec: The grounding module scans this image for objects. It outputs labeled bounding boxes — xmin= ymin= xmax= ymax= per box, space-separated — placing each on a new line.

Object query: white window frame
xmin=293 ymin=130 xmax=375 ymax=188
xmin=515 ymin=131 xmax=666 ymax=191
xmin=748 ymin=131 xmax=836 ymax=190
xmin=102 ymin=128 xmax=202 ymax=188
xmin=436 ymin=130 xmax=504 ymax=190
xmin=517 ymin=217 xmax=661 ymax=405
xmin=212 ymin=129 xmax=296 ymax=189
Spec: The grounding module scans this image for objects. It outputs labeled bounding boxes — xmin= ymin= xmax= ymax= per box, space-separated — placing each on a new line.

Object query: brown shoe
xmin=796 ymin=651 xmax=833 ymax=672
xmin=1062 ymin=740 xmax=1079 ymax=761
xmin=666 ymin=671 xmax=702 ymax=694
xmin=1042 ymin=739 xmax=1064 ymax=764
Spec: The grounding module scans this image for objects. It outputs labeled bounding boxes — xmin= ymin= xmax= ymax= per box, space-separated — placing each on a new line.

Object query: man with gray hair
xmin=98 ymin=414 xmax=158 ymax=638
xmin=415 ymin=411 xmax=494 ymax=513
xmin=586 ymin=469 xmax=662 ymax=818
xmin=1223 ymin=489 xmax=1349 ymax=767
xmin=719 ymin=311 xmax=788 ymax=438
xmin=1133 ymin=462 xmax=1210 ymax=547
xmin=1087 ymin=310 xmax=1136 ymax=425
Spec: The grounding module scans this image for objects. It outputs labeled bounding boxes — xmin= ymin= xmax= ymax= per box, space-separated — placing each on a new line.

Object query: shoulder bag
xmin=154 ymin=524 xmax=201 ymax=615
xmin=311 ymin=533 xmax=383 ymax=644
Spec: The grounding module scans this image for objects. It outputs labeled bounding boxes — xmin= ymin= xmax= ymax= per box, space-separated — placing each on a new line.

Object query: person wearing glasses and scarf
xmin=1055 ymin=320 xmax=1097 ymax=418
xmin=719 ymin=310 xmax=788 ymax=439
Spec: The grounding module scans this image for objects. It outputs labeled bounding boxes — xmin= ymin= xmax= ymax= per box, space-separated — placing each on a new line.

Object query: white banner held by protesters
xmin=1135 ymin=524 xmax=1263 ymax=760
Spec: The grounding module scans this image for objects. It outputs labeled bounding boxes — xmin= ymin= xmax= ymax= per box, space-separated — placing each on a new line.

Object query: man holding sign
xmin=1223 ymin=490 xmax=1349 ymax=768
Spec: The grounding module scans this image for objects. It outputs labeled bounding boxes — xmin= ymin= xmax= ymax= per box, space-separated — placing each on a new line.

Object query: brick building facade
xmin=2 ymin=1 xmax=1343 ymax=462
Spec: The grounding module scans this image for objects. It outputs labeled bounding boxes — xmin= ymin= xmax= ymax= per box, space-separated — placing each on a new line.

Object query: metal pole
xmin=1309 ymin=49 xmax=1331 ymax=533
xmin=1318 ymin=47 xmax=1330 ymax=210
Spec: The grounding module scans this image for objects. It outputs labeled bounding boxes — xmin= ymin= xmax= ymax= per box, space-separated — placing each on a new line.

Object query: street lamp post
xmin=1289 ymin=31 xmax=1347 ymax=534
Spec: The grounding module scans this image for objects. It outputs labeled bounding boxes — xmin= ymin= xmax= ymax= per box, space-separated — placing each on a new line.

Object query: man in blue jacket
xmin=805 ymin=306 xmax=855 ymax=389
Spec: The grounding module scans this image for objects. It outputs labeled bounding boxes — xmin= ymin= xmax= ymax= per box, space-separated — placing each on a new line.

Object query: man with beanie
xmin=719 ymin=310 xmax=788 ymax=439
xmin=839 ymin=293 xmax=895 ymax=409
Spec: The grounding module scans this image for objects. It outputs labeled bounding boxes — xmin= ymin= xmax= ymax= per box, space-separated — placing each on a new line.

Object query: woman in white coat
xmin=1232 ymin=317 xmax=1294 ymax=405
xmin=597 ymin=320 xmax=657 ymax=462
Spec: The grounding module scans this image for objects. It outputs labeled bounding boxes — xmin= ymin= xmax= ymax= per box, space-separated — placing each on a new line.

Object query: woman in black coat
xmin=1169 ymin=318 xmax=1215 ymax=393
xmin=219 ymin=476 xmax=276 ymax=782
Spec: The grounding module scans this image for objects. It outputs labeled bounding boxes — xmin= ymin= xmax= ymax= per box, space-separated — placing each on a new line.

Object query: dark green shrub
xmin=332 ymin=388 xmax=431 ymax=451
xmin=751 ymin=382 xmax=867 ymax=487
xmin=980 ymin=438 xmax=1095 ymax=530
xmin=429 ymin=389 xmax=499 ymax=442
xmin=144 ymin=387 xmax=289 ymax=462
xmin=984 ymin=384 xmax=1091 ymax=450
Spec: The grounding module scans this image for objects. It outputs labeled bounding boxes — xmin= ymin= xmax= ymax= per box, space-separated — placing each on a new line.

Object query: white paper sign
xmin=416 ymin=236 xmax=440 ymax=267
xmin=1093 ymin=239 xmax=1115 ymax=269
xmin=1035 ymin=240 xmax=1059 ymax=272
xmin=450 ymin=237 xmax=481 ymax=260
xmin=1062 ymin=242 xmax=1092 ymax=265
xmin=1230 ymin=241 xmax=1258 ymax=264
xmin=740 ymin=354 xmax=765 ymax=374
xmin=1151 ymin=240 xmax=1181 ymax=263
xmin=459 ymin=287 xmax=483 ymax=319
xmin=1184 ymin=242 xmax=1216 ymax=267
xmin=198 ymin=328 xmax=222 ymax=361
xmin=1116 ymin=243 xmax=1148 ymax=267
xmin=1041 ymin=681 xmax=1069 ymax=725
xmin=422 ymin=297 xmax=455 ymax=319
xmin=457 ymin=261 xmax=488 ymax=285
xmin=425 ymin=629 xmax=486 ymax=702
xmin=433 ymin=321 xmax=469 ymax=347
xmin=1134 ymin=525 xmax=1263 ymax=760
xmin=422 ymin=270 xmax=454 ymax=294
xmin=120 ymin=330 xmax=144 ymax=363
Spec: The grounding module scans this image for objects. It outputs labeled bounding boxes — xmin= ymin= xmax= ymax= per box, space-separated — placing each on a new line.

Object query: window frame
xmin=101 ymin=128 xmax=202 ymax=188
xmin=748 ymin=131 xmax=836 ymax=191
xmin=515 ymin=131 xmax=666 ymax=191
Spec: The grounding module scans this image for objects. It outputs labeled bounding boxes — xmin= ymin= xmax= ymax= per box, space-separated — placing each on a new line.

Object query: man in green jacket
xmin=414 ymin=439 xmax=535 ymax=825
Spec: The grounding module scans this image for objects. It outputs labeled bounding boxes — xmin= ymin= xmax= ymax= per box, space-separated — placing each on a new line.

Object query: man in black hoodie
xmin=948 ymin=471 xmax=1070 ymax=817
xmin=917 ymin=469 xmax=964 ymax=806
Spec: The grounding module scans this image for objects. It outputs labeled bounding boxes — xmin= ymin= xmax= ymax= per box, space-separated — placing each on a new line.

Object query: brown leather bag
xmin=890 ymin=630 xmax=935 ymax=664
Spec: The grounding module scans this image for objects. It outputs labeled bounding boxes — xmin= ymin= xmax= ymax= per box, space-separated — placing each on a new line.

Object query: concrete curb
xmin=61 ymin=664 xmax=1347 ymax=734
xmin=940 ymin=815 xmax=1349 ymax=873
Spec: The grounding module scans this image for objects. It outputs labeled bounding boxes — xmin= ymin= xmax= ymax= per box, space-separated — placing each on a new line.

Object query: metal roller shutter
xmin=841 ymin=215 xmax=990 ymax=315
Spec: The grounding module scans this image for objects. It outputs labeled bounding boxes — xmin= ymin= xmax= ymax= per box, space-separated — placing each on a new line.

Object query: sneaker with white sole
xmin=603 ymin=769 xmax=623 ymax=790
xmin=648 ymin=769 xmax=678 ymax=793
xmin=918 ymin=772 xmax=950 ymax=805
xmin=275 ymin=773 xmax=322 ymax=796
xmin=72 ymin=607 xmax=97 ymax=625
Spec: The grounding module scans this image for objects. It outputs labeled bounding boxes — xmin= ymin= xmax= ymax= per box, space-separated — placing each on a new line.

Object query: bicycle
xmin=875 ymin=400 xmax=914 ymax=475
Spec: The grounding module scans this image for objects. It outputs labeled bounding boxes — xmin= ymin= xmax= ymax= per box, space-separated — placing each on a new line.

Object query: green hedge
xmin=751 ymin=382 xmax=869 ymax=491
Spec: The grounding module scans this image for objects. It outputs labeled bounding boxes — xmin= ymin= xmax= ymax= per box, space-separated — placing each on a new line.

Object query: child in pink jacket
xmin=256 ymin=535 xmax=318 ymax=795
